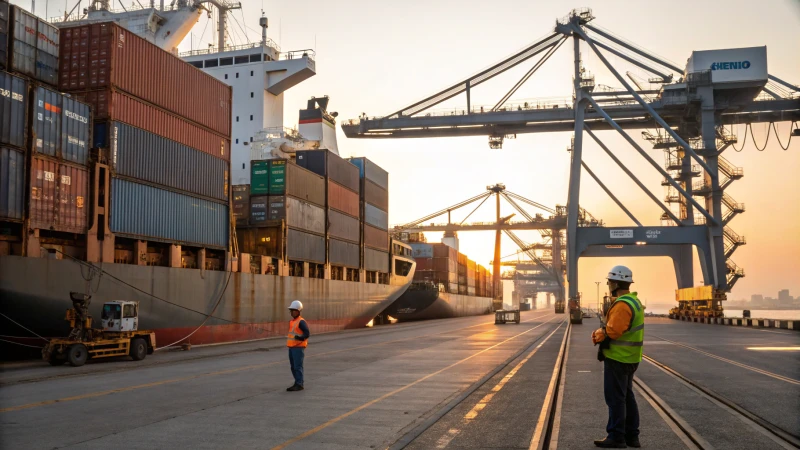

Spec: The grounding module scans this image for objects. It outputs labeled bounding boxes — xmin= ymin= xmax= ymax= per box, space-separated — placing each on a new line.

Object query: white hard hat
xmin=288 ymin=300 xmax=303 ymax=311
xmin=607 ymin=265 xmax=633 ymax=283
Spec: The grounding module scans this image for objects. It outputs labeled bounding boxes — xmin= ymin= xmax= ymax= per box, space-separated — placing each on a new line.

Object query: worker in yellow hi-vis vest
xmin=286 ymin=300 xmax=310 ymax=392
xmin=591 ymin=266 xmax=644 ymax=449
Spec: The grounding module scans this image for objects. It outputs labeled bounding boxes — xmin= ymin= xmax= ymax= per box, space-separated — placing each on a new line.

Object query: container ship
xmin=382 ymin=239 xmax=494 ymax=321
xmin=0 ymin=1 xmax=414 ymax=355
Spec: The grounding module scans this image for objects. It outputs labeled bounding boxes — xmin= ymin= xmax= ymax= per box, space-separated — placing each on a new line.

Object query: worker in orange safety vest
xmin=286 ymin=300 xmax=310 ymax=391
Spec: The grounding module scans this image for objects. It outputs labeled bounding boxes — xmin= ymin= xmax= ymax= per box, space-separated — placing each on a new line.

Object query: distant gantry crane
xmin=393 ymin=183 xmax=600 ymax=312
xmin=344 ymin=8 xmax=799 ymax=320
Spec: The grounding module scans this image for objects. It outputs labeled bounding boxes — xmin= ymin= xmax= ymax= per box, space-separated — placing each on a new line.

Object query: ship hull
xmin=385 ymin=286 xmax=493 ymax=322
xmin=0 ymin=255 xmax=411 ymax=350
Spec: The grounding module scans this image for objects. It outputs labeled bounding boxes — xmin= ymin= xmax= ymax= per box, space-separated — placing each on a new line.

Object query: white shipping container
xmin=685 ymin=46 xmax=767 ymax=84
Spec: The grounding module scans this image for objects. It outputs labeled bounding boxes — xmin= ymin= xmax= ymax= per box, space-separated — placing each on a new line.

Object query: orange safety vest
xmin=287 ymin=316 xmax=308 ymax=348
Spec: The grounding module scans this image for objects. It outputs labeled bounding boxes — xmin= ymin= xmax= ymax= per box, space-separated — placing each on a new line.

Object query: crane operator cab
xmin=102 ymin=301 xmax=139 ymax=332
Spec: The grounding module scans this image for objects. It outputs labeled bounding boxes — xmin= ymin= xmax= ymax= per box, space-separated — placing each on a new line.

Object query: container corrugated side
xmin=328 ymin=238 xmax=359 ymax=268
xmin=250 ymin=160 xmax=269 ymax=195
xmin=237 ymin=226 xmax=282 ymax=258
xmin=364 ymin=248 xmax=389 ymax=273
xmin=274 ymin=196 xmax=325 ymax=235
xmin=364 ymin=203 xmax=388 ymax=230
xmin=111 ymin=121 xmax=227 ymax=201
xmin=110 ymin=177 xmax=229 ymax=249
xmin=10 ymin=6 xmax=35 ymax=77
xmin=348 ymin=157 xmax=389 ymax=191
xmin=58 ymin=23 xmax=231 ymax=136
xmin=327 ymin=208 xmax=359 ymax=243
xmin=363 ymin=179 xmax=388 ymax=211
xmin=61 ymin=93 xmax=90 ymax=165
xmin=77 ymin=89 xmax=230 ymax=161
xmin=232 ymin=185 xmax=249 ymax=226
xmin=286 ymin=228 xmax=325 ymax=263
xmin=327 ymin=179 xmax=359 ymax=218
xmin=363 ymin=224 xmax=388 ymax=251
xmin=29 ymin=156 xmax=88 ymax=233
xmin=285 ymin=162 xmax=324 ymax=206
xmin=0 ymin=70 xmax=27 ymax=149
xmin=296 ymin=149 xmax=360 ymax=193
xmin=267 ymin=159 xmax=286 ymax=193
xmin=433 ymin=243 xmax=457 ymax=259
xmin=0 ymin=34 xmax=7 ymax=71
xmin=31 ymin=86 xmax=91 ymax=165
xmin=0 ymin=147 xmax=24 ymax=220
xmin=0 ymin=2 xmax=8 ymax=38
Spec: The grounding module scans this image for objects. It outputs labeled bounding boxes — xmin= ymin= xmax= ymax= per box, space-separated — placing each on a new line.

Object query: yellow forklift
xmin=43 ymin=292 xmax=156 ymax=367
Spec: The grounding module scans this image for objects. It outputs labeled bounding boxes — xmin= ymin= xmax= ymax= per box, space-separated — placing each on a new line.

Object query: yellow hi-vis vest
xmin=602 ymin=293 xmax=644 ymax=363
xmin=287 ymin=317 xmax=307 ymax=348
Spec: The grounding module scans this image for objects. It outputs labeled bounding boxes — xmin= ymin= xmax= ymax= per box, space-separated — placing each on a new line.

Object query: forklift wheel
xmin=67 ymin=344 xmax=88 ymax=367
xmin=130 ymin=338 xmax=147 ymax=361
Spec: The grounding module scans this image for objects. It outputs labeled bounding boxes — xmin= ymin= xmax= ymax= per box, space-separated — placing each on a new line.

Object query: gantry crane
xmin=394 ymin=184 xmax=600 ymax=312
xmin=345 ymin=8 xmax=799 ymax=322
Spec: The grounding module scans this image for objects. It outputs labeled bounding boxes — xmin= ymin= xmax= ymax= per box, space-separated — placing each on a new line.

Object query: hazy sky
xmin=27 ymin=0 xmax=800 ymax=305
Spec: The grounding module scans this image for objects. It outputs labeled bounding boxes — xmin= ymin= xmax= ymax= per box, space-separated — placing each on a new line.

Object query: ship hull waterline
xmin=384 ymin=286 xmax=494 ymax=322
xmin=0 ymin=255 xmax=413 ymax=350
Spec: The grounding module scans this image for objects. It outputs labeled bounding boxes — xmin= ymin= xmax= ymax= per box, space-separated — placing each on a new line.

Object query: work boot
xmin=287 ymin=384 xmax=304 ymax=392
xmin=626 ymin=437 xmax=641 ymax=448
xmin=594 ymin=438 xmax=627 ymax=448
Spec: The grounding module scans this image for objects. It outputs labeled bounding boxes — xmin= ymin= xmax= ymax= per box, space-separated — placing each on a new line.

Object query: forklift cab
xmin=102 ymin=301 xmax=139 ymax=332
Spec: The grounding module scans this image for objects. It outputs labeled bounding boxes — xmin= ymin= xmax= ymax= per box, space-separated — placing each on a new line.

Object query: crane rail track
xmin=642 ymin=354 xmax=800 ymax=449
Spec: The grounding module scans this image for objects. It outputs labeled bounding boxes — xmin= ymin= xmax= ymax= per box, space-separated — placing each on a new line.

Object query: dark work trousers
xmin=604 ymin=358 xmax=640 ymax=442
xmin=288 ymin=347 xmax=305 ymax=386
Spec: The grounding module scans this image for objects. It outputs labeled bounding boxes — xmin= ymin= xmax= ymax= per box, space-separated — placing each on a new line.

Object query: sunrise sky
xmin=29 ymin=0 xmax=800 ymax=306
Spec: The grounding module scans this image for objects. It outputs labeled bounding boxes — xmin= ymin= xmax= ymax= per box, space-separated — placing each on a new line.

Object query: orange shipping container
xmin=58 ymin=23 xmax=231 ymax=136
xmin=29 ymin=156 xmax=88 ymax=233
xmin=76 ymin=89 xmax=230 ymax=161
xmin=327 ymin=180 xmax=359 ymax=218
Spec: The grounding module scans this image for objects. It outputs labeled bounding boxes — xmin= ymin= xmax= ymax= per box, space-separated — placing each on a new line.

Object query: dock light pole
xmin=595 ymin=281 xmax=601 ymax=314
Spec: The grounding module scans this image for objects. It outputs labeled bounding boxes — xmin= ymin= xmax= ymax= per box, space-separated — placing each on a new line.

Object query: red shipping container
xmin=29 ymin=156 xmax=88 ymax=233
xmin=327 ymin=180 xmax=359 ymax=218
xmin=58 ymin=23 xmax=231 ymax=136
xmin=363 ymin=223 xmax=388 ymax=250
xmin=432 ymin=243 xmax=457 ymax=260
xmin=76 ymin=89 xmax=230 ymax=161
xmin=432 ymin=257 xmax=456 ymax=273
xmin=414 ymin=257 xmax=432 ymax=271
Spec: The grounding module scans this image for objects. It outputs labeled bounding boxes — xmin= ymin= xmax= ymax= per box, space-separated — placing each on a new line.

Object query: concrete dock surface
xmin=1 ymin=311 xmax=798 ymax=449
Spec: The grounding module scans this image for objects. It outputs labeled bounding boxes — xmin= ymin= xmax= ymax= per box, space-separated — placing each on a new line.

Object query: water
xmin=644 ymin=305 xmax=800 ymax=320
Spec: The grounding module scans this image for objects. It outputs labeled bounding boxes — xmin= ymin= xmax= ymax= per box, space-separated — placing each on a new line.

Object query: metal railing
xmin=179 ymin=39 xmax=283 ymax=57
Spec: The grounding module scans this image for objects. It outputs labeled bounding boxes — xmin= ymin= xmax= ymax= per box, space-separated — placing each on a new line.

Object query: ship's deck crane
xmin=345 ymin=8 xmax=799 ymax=321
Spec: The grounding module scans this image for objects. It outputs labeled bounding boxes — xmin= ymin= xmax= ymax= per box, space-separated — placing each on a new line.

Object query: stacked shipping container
xmin=347 ymin=156 xmax=389 ymax=274
xmin=409 ymin=245 xmax=491 ymax=297
xmin=52 ymin=19 xmax=233 ymax=250
xmin=0 ymin=3 xmax=93 ymax=238
xmin=242 ymin=158 xmax=328 ymax=264
xmin=298 ymin=150 xmax=361 ymax=271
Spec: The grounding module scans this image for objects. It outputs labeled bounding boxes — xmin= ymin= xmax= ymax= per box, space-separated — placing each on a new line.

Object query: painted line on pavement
xmin=0 ymin=312 xmax=555 ymax=414
xmin=270 ymin=315 xmax=561 ymax=450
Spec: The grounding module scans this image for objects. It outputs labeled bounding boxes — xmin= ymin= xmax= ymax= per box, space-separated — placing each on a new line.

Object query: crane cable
xmin=731 ymin=121 xmax=796 ymax=152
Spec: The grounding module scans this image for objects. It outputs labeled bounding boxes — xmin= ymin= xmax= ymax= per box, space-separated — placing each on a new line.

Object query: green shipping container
xmin=251 ymin=160 xmax=270 ymax=195
xmin=269 ymin=159 xmax=286 ymax=194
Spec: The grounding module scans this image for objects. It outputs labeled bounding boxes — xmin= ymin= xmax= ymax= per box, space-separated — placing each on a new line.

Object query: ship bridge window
xmin=395 ymin=260 xmax=413 ymax=277
xmin=224 ymin=74 xmax=228 ymax=79
xmin=235 ymin=56 xmax=249 ymax=64
xmin=250 ymin=92 xmax=254 ymax=98
xmin=220 ymin=57 xmax=233 ymax=66
xmin=236 ymin=73 xmax=239 ymax=78
xmin=204 ymin=59 xmax=218 ymax=68
xmin=250 ymin=54 xmax=262 ymax=62
xmin=189 ymin=61 xmax=203 ymax=68
xmin=235 ymin=139 xmax=239 ymax=144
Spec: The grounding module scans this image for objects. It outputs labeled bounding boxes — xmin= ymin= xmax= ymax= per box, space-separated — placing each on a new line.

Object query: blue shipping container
xmin=0 ymin=71 xmax=28 ymax=149
xmin=32 ymin=85 xmax=91 ymax=165
xmin=0 ymin=147 xmax=25 ymax=220
xmin=365 ymin=203 xmax=389 ymax=230
xmin=108 ymin=121 xmax=228 ymax=201
xmin=110 ymin=178 xmax=229 ymax=249
xmin=348 ymin=157 xmax=389 ymax=191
